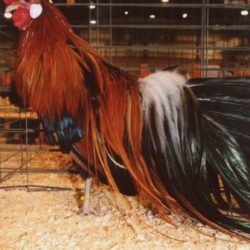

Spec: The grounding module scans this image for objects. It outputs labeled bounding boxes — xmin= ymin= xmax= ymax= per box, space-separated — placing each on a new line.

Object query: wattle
xmin=13 ymin=7 xmax=32 ymax=30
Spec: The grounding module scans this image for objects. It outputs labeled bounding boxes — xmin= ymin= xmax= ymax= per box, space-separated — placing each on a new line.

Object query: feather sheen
xmin=15 ymin=0 xmax=250 ymax=239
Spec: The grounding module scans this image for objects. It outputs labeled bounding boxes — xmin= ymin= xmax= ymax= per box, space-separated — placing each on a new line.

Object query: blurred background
xmin=1 ymin=0 xmax=250 ymax=83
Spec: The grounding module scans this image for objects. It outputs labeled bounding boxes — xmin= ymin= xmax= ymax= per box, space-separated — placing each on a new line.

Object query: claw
xmin=83 ymin=200 xmax=98 ymax=216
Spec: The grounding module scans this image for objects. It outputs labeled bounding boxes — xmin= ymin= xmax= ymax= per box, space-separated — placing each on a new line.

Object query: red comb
xmin=4 ymin=0 xmax=38 ymax=5
xmin=4 ymin=0 xmax=18 ymax=4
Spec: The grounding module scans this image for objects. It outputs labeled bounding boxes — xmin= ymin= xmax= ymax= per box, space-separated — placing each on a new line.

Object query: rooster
xmin=4 ymin=0 xmax=250 ymax=239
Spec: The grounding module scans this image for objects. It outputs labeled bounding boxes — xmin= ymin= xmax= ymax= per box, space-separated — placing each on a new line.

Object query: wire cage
xmin=0 ymin=0 xmax=249 ymax=191
xmin=0 ymin=87 xmax=74 ymax=191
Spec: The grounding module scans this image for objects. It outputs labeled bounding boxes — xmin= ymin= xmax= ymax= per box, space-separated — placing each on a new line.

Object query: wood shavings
xmin=0 ymin=152 xmax=249 ymax=249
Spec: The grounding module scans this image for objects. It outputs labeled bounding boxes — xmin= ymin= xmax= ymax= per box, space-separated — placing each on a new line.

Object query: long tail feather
xmin=189 ymin=77 xmax=250 ymax=164
xmin=139 ymin=71 xmax=250 ymax=238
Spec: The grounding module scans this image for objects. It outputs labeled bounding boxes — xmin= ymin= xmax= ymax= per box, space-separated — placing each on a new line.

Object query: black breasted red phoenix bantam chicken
xmin=4 ymin=0 xmax=250 ymax=239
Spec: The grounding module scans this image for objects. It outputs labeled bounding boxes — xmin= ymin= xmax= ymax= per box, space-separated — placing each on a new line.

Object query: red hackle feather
xmin=15 ymin=0 xmax=179 ymax=223
xmin=13 ymin=0 xmax=250 ymax=240
xmin=15 ymin=0 xmax=144 ymax=197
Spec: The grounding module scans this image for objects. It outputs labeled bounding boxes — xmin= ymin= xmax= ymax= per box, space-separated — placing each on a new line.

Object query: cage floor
xmin=0 ymin=153 xmax=249 ymax=250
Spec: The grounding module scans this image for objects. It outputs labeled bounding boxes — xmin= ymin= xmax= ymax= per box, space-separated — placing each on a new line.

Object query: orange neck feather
xmin=15 ymin=0 xmax=144 ymax=193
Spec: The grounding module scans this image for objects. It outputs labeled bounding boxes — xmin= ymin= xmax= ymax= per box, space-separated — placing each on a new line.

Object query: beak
xmin=4 ymin=4 xmax=19 ymax=15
